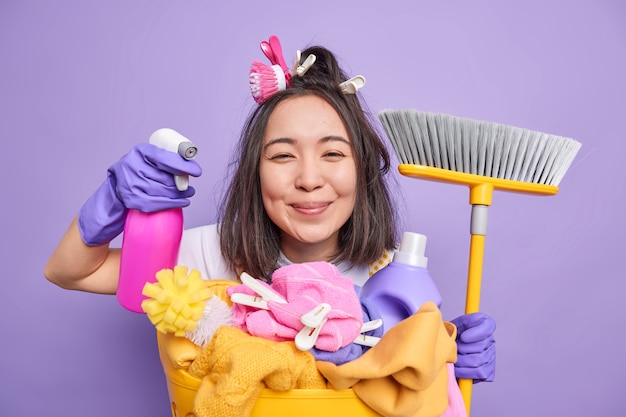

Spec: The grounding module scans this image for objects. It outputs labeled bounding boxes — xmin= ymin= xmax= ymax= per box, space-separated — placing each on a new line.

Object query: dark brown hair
xmin=218 ymin=45 xmax=398 ymax=281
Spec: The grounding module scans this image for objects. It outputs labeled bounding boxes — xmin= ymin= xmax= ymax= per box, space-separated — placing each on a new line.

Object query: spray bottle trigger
xmin=174 ymin=176 xmax=189 ymax=192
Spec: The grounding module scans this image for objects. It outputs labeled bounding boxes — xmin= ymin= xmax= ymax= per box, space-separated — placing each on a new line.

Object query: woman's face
xmin=260 ymin=95 xmax=357 ymax=263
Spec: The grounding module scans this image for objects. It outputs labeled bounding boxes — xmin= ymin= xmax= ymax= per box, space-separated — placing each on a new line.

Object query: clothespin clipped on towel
xmin=229 ymin=271 xmax=383 ymax=351
xmin=295 ymin=303 xmax=332 ymax=350
xmin=295 ymin=306 xmax=384 ymax=351
xmin=229 ymin=272 xmax=288 ymax=309
xmin=353 ymin=319 xmax=383 ymax=347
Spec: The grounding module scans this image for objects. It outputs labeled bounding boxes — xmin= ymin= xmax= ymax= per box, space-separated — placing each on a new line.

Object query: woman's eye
xmin=323 ymin=150 xmax=346 ymax=160
xmin=268 ymin=153 xmax=294 ymax=161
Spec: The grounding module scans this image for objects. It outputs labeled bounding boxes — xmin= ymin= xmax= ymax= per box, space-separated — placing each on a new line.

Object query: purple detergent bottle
xmin=360 ymin=231 xmax=442 ymax=333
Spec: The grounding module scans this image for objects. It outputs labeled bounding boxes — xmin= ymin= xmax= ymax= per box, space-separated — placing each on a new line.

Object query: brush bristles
xmin=250 ymin=61 xmax=285 ymax=104
xmin=379 ymin=110 xmax=582 ymax=186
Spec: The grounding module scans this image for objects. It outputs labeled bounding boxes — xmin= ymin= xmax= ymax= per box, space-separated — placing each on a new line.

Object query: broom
xmin=378 ymin=109 xmax=581 ymax=417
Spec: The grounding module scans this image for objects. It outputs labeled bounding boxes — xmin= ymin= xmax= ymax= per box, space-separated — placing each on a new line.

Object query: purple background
xmin=2 ymin=1 xmax=624 ymax=416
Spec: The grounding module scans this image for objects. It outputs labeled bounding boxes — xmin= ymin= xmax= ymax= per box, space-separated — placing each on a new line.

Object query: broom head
xmin=379 ymin=110 xmax=582 ymax=198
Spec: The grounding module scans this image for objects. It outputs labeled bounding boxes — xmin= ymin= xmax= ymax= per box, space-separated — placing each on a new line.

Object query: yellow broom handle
xmin=459 ymin=200 xmax=489 ymax=416
xmin=465 ymin=234 xmax=485 ymax=314
xmin=459 ymin=232 xmax=486 ymax=416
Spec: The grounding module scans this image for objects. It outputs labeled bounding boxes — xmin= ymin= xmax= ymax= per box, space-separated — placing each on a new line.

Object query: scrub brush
xmin=249 ymin=35 xmax=291 ymax=103
xmin=378 ymin=109 xmax=581 ymax=416
xmin=141 ymin=265 xmax=212 ymax=336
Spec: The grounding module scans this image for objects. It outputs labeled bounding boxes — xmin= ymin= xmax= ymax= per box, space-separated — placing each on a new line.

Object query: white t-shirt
xmin=177 ymin=224 xmax=371 ymax=287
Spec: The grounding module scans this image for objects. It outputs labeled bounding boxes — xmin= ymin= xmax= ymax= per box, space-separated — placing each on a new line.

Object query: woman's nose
xmin=295 ymin=158 xmax=324 ymax=191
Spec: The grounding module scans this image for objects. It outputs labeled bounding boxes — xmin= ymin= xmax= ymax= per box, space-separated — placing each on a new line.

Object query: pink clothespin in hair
xmin=260 ymin=35 xmax=292 ymax=83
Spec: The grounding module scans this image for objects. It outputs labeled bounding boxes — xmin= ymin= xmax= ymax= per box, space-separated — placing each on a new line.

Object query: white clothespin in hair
xmin=339 ymin=75 xmax=366 ymax=94
xmin=297 ymin=54 xmax=316 ymax=76
xmin=292 ymin=50 xmax=317 ymax=76
xmin=229 ymin=272 xmax=287 ymax=310
xmin=291 ymin=50 xmax=301 ymax=76
xmin=295 ymin=303 xmax=331 ymax=351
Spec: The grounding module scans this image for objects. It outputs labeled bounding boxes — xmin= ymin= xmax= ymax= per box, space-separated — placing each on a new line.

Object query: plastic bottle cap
xmin=392 ymin=231 xmax=428 ymax=268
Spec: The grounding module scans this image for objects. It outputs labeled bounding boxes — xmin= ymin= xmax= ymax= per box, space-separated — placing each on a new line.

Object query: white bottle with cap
xmin=360 ymin=231 xmax=442 ymax=333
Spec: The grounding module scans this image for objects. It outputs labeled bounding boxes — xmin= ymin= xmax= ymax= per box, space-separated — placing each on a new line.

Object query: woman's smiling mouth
xmin=290 ymin=202 xmax=331 ymax=215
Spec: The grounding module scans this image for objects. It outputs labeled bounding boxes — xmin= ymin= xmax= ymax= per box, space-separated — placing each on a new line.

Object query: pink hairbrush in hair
xmin=249 ymin=35 xmax=292 ymax=103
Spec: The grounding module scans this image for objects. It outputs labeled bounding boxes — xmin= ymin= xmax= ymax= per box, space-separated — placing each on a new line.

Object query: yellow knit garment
xmin=188 ymin=326 xmax=327 ymax=417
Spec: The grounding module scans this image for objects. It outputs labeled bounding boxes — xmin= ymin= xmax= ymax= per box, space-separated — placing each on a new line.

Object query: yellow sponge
xmin=141 ymin=265 xmax=211 ymax=336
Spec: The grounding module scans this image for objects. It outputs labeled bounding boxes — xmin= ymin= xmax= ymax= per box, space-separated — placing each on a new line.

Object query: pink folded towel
xmin=227 ymin=262 xmax=363 ymax=352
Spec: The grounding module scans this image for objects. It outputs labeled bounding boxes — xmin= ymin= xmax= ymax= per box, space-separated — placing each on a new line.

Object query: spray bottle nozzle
xmin=178 ymin=141 xmax=198 ymax=160
xmin=149 ymin=128 xmax=198 ymax=191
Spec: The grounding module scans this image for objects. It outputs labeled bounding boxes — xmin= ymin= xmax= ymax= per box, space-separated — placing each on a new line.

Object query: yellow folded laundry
xmin=316 ymin=302 xmax=457 ymax=417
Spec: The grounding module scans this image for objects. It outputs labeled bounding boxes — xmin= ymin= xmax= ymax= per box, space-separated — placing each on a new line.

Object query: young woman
xmin=44 ymin=39 xmax=495 ymax=383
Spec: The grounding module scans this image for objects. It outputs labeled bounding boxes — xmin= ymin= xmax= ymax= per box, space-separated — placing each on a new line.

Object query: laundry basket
xmin=157 ymin=331 xmax=382 ymax=417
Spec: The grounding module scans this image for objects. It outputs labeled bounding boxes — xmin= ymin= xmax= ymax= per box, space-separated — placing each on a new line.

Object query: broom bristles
xmin=379 ymin=110 xmax=582 ymax=186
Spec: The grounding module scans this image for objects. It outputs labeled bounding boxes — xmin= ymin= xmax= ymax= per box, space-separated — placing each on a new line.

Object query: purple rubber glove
xmin=78 ymin=143 xmax=202 ymax=246
xmin=451 ymin=312 xmax=496 ymax=383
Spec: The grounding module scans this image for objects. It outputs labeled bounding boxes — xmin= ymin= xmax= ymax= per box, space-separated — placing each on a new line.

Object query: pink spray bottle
xmin=117 ymin=128 xmax=198 ymax=313
xmin=360 ymin=231 xmax=442 ymax=333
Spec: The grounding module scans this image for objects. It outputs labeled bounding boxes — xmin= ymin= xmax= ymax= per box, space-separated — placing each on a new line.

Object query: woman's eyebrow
xmin=320 ymin=135 xmax=351 ymax=145
xmin=263 ymin=137 xmax=294 ymax=151
xmin=263 ymin=135 xmax=351 ymax=151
